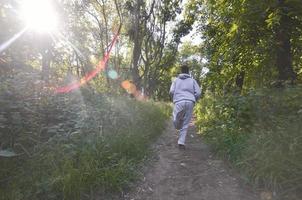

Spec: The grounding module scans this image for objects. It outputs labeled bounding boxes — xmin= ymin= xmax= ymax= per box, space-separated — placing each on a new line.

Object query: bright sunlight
xmin=21 ymin=0 xmax=58 ymax=32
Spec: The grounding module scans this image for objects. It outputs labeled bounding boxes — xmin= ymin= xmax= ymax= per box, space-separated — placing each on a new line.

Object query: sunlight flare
xmin=0 ymin=27 xmax=28 ymax=53
xmin=21 ymin=0 xmax=58 ymax=32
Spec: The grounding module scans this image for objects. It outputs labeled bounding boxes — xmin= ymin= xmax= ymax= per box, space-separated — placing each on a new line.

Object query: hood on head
xmin=178 ymin=73 xmax=191 ymax=79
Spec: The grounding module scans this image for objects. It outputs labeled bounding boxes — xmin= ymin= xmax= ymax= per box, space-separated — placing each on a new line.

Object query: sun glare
xmin=21 ymin=0 xmax=58 ymax=32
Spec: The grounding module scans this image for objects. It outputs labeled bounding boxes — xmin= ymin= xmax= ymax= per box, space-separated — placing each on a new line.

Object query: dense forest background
xmin=1 ymin=0 xmax=302 ymax=199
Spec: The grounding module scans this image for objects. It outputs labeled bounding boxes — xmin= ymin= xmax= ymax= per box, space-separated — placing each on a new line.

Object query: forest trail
xmin=124 ymin=120 xmax=260 ymax=200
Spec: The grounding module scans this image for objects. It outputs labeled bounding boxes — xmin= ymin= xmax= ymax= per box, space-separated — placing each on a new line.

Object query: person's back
xmin=171 ymin=73 xmax=200 ymax=104
xmin=169 ymin=65 xmax=201 ymax=149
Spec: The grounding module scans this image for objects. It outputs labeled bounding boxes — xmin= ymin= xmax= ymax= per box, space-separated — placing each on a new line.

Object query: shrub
xmin=195 ymin=86 xmax=302 ymax=199
xmin=0 ymin=88 xmax=170 ymax=200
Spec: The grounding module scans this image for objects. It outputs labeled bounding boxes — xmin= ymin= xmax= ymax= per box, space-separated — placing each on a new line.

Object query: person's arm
xmin=169 ymin=80 xmax=176 ymax=100
xmin=193 ymin=80 xmax=201 ymax=101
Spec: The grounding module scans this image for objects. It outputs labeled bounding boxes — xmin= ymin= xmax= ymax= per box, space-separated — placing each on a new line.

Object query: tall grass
xmin=0 ymin=89 xmax=171 ymax=200
xmin=195 ymin=86 xmax=302 ymax=199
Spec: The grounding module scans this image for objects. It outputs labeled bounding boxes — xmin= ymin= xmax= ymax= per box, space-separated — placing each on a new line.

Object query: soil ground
xmin=123 ymin=120 xmax=261 ymax=200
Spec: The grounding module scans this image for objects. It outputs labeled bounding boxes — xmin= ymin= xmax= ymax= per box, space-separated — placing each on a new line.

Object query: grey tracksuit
xmin=169 ymin=74 xmax=201 ymax=145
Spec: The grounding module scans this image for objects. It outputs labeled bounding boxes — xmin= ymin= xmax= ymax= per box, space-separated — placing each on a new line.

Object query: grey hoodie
xmin=169 ymin=74 xmax=201 ymax=104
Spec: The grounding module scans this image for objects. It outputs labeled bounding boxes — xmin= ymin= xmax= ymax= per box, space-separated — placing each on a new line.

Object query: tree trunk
xmin=100 ymin=0 xmax=111 ymax=88
xmin=131 ymin=0 xmax=143 ymax=89
xmin=39 ymin=34 xmax=52 ymax=83
xmin=235 ymin=71 xmax=245 ymax=92
xmin=275 ymin=0 xmax=296 ymax=84
xmin=41 ymin=48 xmax=51 ymax=82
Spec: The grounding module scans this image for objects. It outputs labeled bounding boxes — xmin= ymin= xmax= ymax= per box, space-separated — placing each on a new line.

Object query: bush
xmin=195 ymin=86 xmax=302 ymax=199
xmin=0 ymin=87 xmax=170 ymax=200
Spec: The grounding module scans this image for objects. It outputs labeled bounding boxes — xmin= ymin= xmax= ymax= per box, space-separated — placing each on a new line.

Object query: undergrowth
xmin=0 ymin=88 xmax=171 ymax=200
xmin=195 ymin=86 xmax=302 ymax=200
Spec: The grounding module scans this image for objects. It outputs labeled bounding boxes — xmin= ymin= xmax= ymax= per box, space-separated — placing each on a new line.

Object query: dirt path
xmin=125 ymin=121 xmax=260 ymax=200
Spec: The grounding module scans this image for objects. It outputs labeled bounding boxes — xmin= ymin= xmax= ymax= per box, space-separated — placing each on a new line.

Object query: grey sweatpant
xmin=172 ymin=101 xmax=194 ymax=145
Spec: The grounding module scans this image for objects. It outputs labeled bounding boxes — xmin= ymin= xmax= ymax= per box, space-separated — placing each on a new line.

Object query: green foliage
xmin=0 ymin=1 xmax=177 ymax=198
xmin=182 ymin=0 xmax=302 ymax=93
xmin=0 ymin=88 xmax=170 ymax=200
xmin=195 ymin=92 xmax=251 ymax=161
xmin=195 ymin=86 xmax=302 ymax=199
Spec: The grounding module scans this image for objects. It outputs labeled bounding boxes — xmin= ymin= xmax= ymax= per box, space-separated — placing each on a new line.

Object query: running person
xmin=169 ymin=65 xmax=201 ymax=149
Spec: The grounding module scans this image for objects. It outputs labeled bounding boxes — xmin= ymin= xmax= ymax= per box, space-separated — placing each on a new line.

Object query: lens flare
xmin=108 ymin=70 xmax=118 ymax=79
xmin=21 ymin=0 xmax=58 ymax=32
xmin=0 ymin=27 xmax=28 ymax=53
xmin=121 ymin=80 xmax=138 ymax=94
xmin=121 ymin=80 xmax=131 ymax=90
xmin=128 ymin=84 xmax=137 ymax=94
xmin=55 ymin=31 xmax=119 ymax=93
xmin=54 ymin=27 xmax=147 ymax=101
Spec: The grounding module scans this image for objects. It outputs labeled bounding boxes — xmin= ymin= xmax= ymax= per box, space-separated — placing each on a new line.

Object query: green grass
xmin=195 ymin=86 xmax=302 ymax=199
xmin=0 ymin=90 xmax=171 ymax=200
